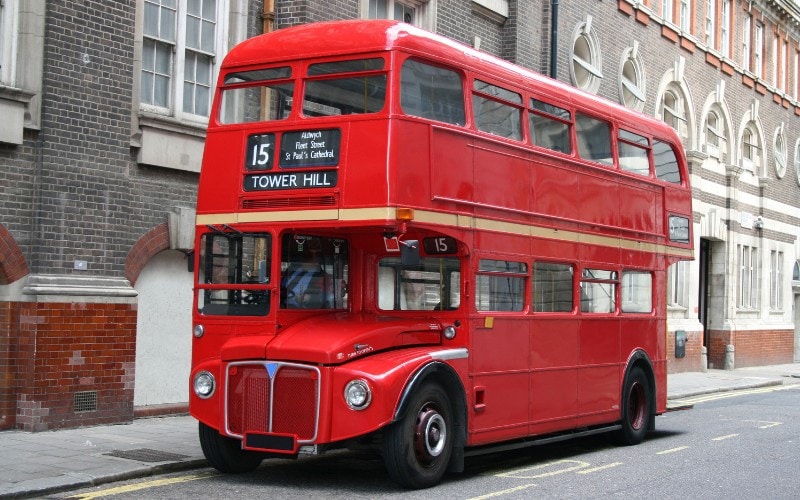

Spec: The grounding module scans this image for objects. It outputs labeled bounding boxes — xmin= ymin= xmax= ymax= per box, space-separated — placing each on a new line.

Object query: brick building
xmin=1 ymin=0 xmax=798 ymax=430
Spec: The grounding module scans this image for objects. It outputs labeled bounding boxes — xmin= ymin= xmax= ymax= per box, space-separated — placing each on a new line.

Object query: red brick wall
xmin=706 ymin=329 xmax=794 ymax=369
xmin=0 ymin=301 xmax=15 ymax=430
xmin=12 ymin=301 xmax=137 ymax=431
xmin=667 ymin=329 xmax=704 ymax=373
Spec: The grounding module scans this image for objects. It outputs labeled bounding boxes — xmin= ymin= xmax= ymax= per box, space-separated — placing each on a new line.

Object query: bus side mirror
xmin=400 ymin=240 xmax=420 ymax=267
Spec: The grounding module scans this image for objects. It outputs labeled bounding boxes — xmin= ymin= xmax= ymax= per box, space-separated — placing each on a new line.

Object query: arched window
xmin=619 ymin=44 xmax=645 ymax=111
xmin=740 ymin=123 xmax=762 ymax=172
xmin=571 ymin=16 xmax=603 ymax=94
xmin=795 ymin=138 xmax=800 ymax=186
xmin=773 ymin=125 xmax=786 ymax=179
xmin=660 ymin=87 xmax=688 ymax=142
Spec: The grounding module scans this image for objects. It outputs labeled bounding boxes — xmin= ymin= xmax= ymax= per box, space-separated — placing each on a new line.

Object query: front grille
xmin=226 ymin=362 xmax=320 ymax=443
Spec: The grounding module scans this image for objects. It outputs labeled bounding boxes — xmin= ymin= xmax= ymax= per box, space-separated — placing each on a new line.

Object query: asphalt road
xmin=58 ymin=384 xmax=800 ymax=500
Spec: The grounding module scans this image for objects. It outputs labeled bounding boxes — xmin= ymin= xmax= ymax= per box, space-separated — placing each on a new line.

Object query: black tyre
xmin=383 ymin=383 xmax=454 ymax=489
xmin=613 ymin=366 xmax=651 ymax=445
xmin=199 ymin=422 xmax=263 ymax=473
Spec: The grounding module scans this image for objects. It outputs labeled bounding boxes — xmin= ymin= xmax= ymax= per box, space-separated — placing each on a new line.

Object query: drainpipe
xmin=550 ymin=0 xmax=559 ymax=79
xmin=263 ymin=0 xmax=275 ymax=34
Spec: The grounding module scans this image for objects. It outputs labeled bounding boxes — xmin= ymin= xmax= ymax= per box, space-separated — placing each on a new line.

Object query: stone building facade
xmin=1 ymin=0 xmax=798 ymax=430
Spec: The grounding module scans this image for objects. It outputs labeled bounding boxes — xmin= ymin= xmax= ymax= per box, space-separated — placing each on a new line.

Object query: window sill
xmin=133 ymin=112 xmax=208 ymax=173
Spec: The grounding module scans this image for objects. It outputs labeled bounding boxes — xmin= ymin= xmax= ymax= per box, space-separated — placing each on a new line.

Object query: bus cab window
xmin=400 ymin=59 xmax=466 ymax=125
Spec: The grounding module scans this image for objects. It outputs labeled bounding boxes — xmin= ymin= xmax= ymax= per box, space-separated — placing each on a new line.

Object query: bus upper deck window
xmin=219 ymin=67 xmax=293 ymax=124
xmin=653 ymin=140 xmax=682 ymax=184
xmin=575 ymin=113 xmax=612 ymax=165
xmin=400 ymin=59 xmax=465 ymax=126
xmin=618 ymin=129 xmax=650 ymax=176
xmin=473 ymin=80 xmax=523 ymax=141
xmin=303 ymin=58 xmax=387 ymax=116
xmin=530 ymin=99 xmax=571 ymax=153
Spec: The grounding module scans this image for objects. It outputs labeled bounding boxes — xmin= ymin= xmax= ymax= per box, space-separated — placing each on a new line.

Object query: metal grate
xmin=241 ymin=195 xmax=337 ymax=209
xmin=104 ymin=448 xmax=189 ymax=463
xmin=227 ymin=363 xmax=319 ymax=442
xmin=73 ymin=391 xmax=98 ymax=413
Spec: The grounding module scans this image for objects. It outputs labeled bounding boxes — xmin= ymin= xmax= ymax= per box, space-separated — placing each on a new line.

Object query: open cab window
xmin=378 ymin=257 xmax=461 ymax=311
xmin=197 ymin=232 xmax=271 ymax=316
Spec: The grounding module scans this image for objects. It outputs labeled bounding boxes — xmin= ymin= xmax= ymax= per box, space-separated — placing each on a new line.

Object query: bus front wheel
xmin=383 ymin=382 xmax=454 ymax=489
xmin=613 ymin=366 xmax=651 ymax=445
xmin=199 ymin=422 xmax=263 ymax=473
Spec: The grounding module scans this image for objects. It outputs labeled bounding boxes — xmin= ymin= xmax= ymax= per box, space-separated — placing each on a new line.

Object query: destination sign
xmin=423 ymin=236 xmax=458 ymax=255
xmin=245 ymin=133 xmax=275 ymax=170
xmin=244 ymin=170 xmax=338 ymax=192
xmin=280 ymin=129 xmax=340 ymax=168
xmin=668 ymin=215 xmax=690 ymax=243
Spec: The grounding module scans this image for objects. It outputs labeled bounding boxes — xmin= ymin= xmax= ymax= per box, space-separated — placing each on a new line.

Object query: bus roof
xmin=223 ymin=19 xmax=676 ymax=140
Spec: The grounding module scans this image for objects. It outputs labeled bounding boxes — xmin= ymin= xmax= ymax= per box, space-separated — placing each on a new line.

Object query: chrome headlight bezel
xmin=193 ymin=370 xmax=216 ymax=399
xmin=344 ymin=379 xmax=372 ymax=410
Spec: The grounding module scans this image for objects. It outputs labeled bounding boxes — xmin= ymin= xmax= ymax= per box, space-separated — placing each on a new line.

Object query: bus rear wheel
xmin=383 ymin=382 xmax=453 ymax=489
xmin=613 ymin=366 xmax=651 ymax=445
xmin=199 ymin=422 xmax=263 ymax=473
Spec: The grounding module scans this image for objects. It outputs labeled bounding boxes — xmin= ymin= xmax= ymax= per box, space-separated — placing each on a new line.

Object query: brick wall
xmin=707 ymin=329 xmax=795 ymax=369
xmin=666 ymin=329 xmax=705 ymax=373
xmin=0 ymin=301 xmax=14 ymax=430
xmin=12 ymin=302 xmax=137 ymax=431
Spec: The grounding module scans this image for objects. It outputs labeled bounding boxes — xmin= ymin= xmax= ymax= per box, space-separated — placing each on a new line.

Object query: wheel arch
xmin=393 ymin=361 xmax=468 ymax=473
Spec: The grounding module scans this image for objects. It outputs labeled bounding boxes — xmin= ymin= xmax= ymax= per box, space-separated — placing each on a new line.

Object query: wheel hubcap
xmin=628 ymin=381 xmax=646 ymax=430
xmin=414 ymin=404 xmax=447 ymax=464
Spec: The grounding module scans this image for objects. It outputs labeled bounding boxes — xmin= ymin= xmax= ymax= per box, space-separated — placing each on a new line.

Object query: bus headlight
xmin=443 ymin=325 xmax=457 ymax=339
xmin=344 ymin=379 xmax=371 ymax=410
xmin=193 ymin=371 xmax=215 ymax=399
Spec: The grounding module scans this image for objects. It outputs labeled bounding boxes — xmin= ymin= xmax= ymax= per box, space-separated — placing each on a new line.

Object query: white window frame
xmin=780 ymin=40 xmax=788 ymax=92
xmin=661 ymin=88 xmax=688 ymax=141
xmin=667 ymin=260 xmax=689 ymax=308
xmin=741 ymin=124 xmax=761 ymax=171
xmin=771 ymin=34 xmax=778 ymax=86
xmin=705 ymin=0 xmax=715 ymax=49
xmin=0 ymin=0 xmax=19 ymax=85
xmin=679 ymin=0 xmax=691 ymax=32
xmin=738 ymin=244 xmax=758 ymax=310
xmin=754 ymin=22 xmax=763 ymax=79
xmin=139 ymin=0 xmax=227 ymax=122
xmin=769 ymin=250 xmax=784 ymax=311
xmin=361 ymin=0 xmax=435 ymax=30
xmin=720 ymin=0 xmax=730 ymax=57
xmin=662 ymin=0 xmax=674 ymax=24
xmin=742 ymin=14 xmax=751 ymax=72
xmin=705 ymin=109 xmax=725 ymax=155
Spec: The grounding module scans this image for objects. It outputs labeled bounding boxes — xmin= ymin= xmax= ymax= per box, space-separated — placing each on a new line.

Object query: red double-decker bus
xmin=190 ymin=20 xmax=693 ymax=489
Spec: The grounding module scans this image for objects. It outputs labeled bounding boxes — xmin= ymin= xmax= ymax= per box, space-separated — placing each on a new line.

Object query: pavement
xmin=1 ymin=363 xmax=799 ymax=499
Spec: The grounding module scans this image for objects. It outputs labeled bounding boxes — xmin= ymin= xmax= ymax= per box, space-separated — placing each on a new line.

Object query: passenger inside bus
xmin=281 ymin=240 xmax=332 ymax=309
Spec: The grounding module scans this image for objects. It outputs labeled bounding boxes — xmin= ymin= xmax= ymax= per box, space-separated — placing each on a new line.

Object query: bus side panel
xmin=197 ymin=129 xmax=247 ymax=214
xmin=578 ymin=172 xmax=620 ymax=229
xmin=473 ymin=138 xmax=530 ymax=211
xmin=342 ymin=120 xmax=391 ymax=208
xmin=529 ymin=317 xmax=579 ymax=433
xmin=469 ymin=316 xmax=531 ymax=445
xmin=577 ymin=318 xmax=621 ymax=426
xmin=430 ymin=126 xmax=474 ymax=206
xmin=531 ymin=160 xmax=580 ymax=222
